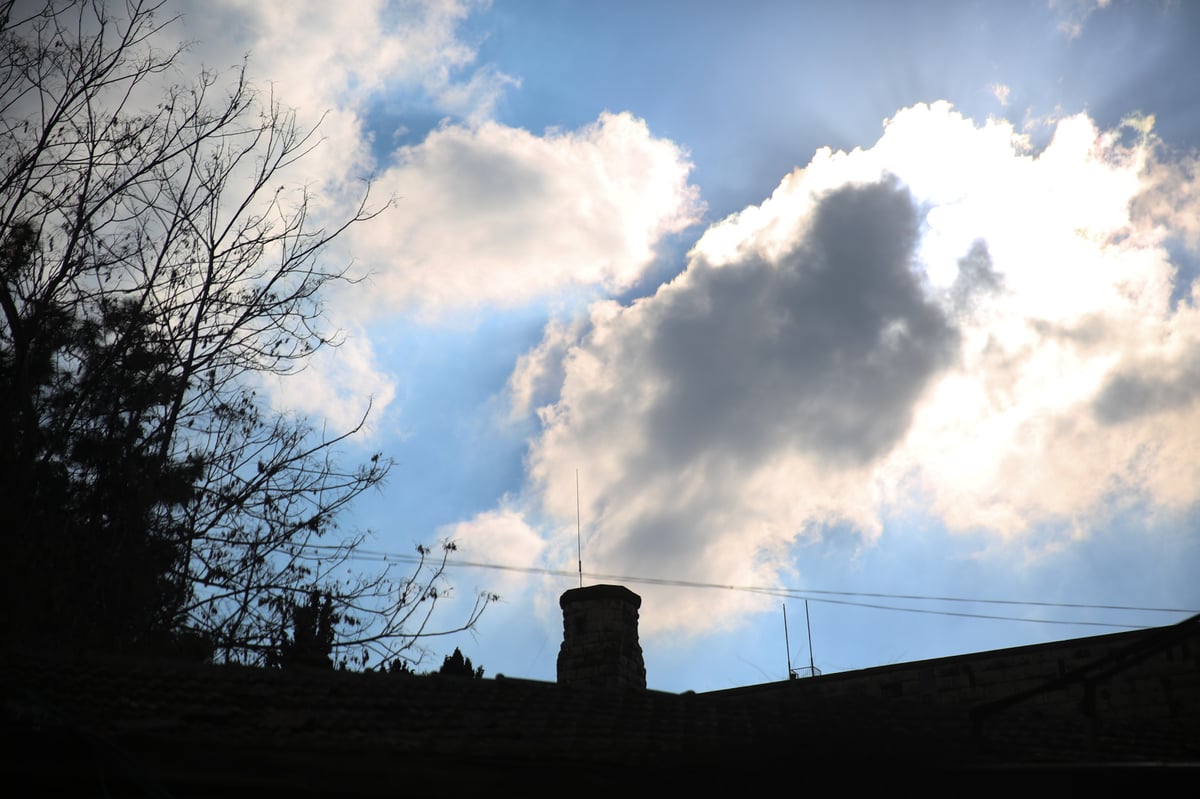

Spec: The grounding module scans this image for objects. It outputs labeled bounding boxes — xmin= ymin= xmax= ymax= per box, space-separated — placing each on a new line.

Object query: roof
xmin=3 ymin=616 xmax=1199 ymax=794
xmin=1 ymin=647 xmax=962 ymax=794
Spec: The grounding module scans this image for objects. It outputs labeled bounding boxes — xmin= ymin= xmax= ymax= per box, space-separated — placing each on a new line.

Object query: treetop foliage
xmin=438 ymin=647 xmax=485 ymax=679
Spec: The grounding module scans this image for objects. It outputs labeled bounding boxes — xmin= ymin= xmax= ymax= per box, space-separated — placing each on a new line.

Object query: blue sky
xmin=156 ymin=0 xmax=1200 ymax=691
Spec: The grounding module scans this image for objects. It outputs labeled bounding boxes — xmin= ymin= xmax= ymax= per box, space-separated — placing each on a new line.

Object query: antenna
xmin=575 ymin=468 xmax=583 ymax=589
xmin=783 ymin=603 xmax=795 ymax=680
xmin=805 ymin=599 xmax=816 ymax=677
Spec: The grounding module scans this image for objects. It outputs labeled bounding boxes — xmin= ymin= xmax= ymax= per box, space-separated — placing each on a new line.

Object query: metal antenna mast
xmin=805 ymin=599 xmax=816 ymax=677
xmin=783 ymin=603 xmax=794 ymax=680
xmin=575 ymin=469 xmax=583 ymax=588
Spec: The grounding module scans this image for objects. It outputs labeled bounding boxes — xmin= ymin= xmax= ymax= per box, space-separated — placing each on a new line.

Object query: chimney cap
xmin=559 ymin=583 xmax=641 ymax=609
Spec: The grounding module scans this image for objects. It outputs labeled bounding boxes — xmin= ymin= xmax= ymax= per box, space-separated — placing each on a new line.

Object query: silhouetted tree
xmin=1 ymin=222 xmax=203 ymax=649
xmin=0 ymin=0 xmax=494 ymax=665
xmin=438 ymin=647 xmax=484 ymax=679
xmin=271 ymin=590 xmax=336 ymax=670
xmin=382 ymin=657 xmax=417 ymax=676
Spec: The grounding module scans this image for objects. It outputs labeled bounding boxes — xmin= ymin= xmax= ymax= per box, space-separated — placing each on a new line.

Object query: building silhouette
xmin=4 ymin=583 xmax=1198 ymax=793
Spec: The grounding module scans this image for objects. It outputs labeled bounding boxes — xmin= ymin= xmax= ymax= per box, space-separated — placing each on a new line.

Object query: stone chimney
xmin=556 ymin=584 xmax=646 ymax=690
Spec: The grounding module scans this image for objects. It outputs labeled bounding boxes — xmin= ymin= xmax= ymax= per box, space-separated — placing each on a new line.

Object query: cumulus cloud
xmin=166 ymin=1 xmax=702 ymax=321
xmin=262 ymin=327 xmax=397 ymax=438
xmin=138 ymin=1 xmax=518 ymax=432
xmin=1132 ymin=142 xmax=1200 ymax=251
xmin=507 ymin=312 xmax=595 ymax=421
xmin=949 ymin=239 xmax=1003 ymax=312
xmin=172 ymin=0 xmax=510 ymax=123
xmin=508 ymin=101 xmax=1200 ymax=637
xmin=154 ymin=0 xmax=518 ymax=204
xmin=351 ymin=112 xmax=703 ymax=318
xmin=643 ymin=177 xmax=956 ymax=469
xmin=520 ymin=174 xmax=960 ymax=635
xmin=149 ymin=1 xmax=702 ymax=431
xmin=436 ymin=508 xmax=547 ymax=597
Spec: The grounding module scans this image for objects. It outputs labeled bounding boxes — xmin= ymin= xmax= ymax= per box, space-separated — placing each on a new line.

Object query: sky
xmin=131 ymin=0 xmax=1200 ymax=691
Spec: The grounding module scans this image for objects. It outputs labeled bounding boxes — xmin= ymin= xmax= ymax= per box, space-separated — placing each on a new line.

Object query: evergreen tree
xmin=438 ymin=647 xmax=484 ymax=679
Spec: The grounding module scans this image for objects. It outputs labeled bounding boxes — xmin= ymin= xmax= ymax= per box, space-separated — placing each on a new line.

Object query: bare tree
xmin=0 ymin=0 xmax=493 ymax=668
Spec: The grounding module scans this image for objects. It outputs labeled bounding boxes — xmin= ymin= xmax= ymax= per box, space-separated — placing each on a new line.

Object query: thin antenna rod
xmin=575 ymin=469 xmax=583 ymax=588
xmin=805 ymin=599 xmax=815 ymax=676
xmin=783 ymin=603 xmax=793 ymax=680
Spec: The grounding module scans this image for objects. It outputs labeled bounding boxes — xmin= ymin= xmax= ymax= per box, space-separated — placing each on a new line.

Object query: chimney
xmin=556 ymin=584 xmax=646 ymax=690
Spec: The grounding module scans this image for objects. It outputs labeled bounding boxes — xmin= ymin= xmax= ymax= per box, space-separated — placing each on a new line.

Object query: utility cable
xmin=289 ymin=542 xmax=1200 ymax=628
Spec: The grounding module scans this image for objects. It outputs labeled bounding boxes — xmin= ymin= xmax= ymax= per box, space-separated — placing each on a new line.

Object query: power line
xmin=296 ymin=543 xmax=1199 ymax=628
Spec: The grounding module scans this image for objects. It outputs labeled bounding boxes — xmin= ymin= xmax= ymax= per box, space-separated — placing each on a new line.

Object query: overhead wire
xmin=290 ymin=542 xmax=1200 ymax=629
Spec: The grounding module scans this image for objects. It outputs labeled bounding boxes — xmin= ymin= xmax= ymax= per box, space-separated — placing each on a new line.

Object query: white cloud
xmin=151 ymin=1 xmax=701 ymax=431
xmin=507 ymin=312 xmax=593 ymax=421
xmin=351 ymin=112 xmax=704 ymax=318
xmin=156 ymin=1 xmax=517 ymax=199
xmin=166 ymin=1 xmax=705 ymax=321
xmin=263 ymin=326 xmax=397 ymax=438
xmin=1049 ymin=0 xmax=1113 ymax=40
xmin=1132 ymin=139 xmax=1200 ymax=251
xmin=173 ymin=0 xmax=509 ymax=122
xmin=508 ymin=101 xmax=1200 ymax=639
xmin=140 ymin=0 xmax=520 ymax=434
xmin=437 ymin=507 xmax=547 ymax=597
